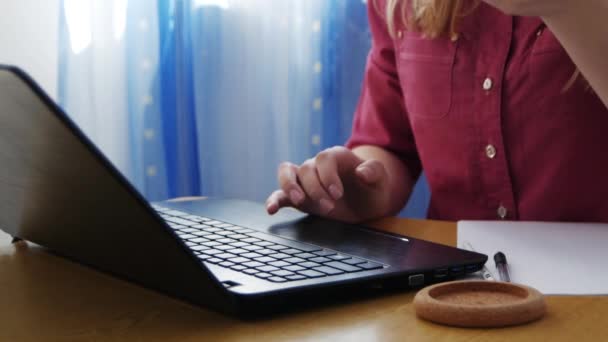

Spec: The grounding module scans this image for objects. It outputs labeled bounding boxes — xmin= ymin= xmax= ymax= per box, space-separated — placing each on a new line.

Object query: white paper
xmin=457 ymin=221 xmax=608 ymax=295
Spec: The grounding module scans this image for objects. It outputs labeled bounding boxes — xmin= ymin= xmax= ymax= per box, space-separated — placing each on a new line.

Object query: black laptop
xmin=0 ymin=66 xmax=487 ymax=317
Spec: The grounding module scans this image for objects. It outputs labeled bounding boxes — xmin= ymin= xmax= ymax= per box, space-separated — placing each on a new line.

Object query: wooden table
xmin=1 ymin=217 xmax=606 ymax=341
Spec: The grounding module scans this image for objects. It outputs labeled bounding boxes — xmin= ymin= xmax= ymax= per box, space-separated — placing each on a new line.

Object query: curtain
xmin=58 ymin=0 xmax=429 ymax=217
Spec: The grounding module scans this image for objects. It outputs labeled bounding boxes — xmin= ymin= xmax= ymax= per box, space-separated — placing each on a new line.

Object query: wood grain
xmin=0 ymin=217 xmax=606 ymax=341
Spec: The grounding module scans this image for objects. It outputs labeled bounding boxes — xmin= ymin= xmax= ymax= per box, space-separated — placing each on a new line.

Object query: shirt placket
xmin=473 ymin=14 xmax=518 ymax=220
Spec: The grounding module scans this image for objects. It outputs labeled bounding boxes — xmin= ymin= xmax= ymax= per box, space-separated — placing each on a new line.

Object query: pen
xmin=494 ymin=251 xmax=511 ymax=282
xmin=463 ymin=241 xmax=495 ymax=281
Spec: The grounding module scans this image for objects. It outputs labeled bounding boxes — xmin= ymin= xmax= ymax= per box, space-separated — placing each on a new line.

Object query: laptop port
xmin=450 ymin=266 xmax=465 ymax=276
xmin=434 ymin=268 xmax=449 ymax=278
xmin=465 ymin=264 xmax=481 ymax=273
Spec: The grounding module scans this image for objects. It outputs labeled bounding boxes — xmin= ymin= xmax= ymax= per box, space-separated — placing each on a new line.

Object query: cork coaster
xmin=413 ymin=280 xmax=546 ymax=328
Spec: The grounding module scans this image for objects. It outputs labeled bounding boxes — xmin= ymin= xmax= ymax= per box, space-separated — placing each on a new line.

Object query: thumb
xmin=355 ymin=159 xmax=386 ymax=185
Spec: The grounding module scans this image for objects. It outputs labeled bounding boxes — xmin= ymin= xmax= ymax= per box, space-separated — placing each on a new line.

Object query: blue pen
xmin=494 ymin=251 xmax=511 ymax=282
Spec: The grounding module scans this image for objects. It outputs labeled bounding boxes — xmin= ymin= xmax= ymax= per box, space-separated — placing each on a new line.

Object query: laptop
xmin=0 ymin=65 xmax=487 ymax=317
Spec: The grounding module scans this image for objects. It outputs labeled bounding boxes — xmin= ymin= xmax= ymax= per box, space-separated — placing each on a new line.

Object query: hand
xmin=482 ymin=0 xmax=573 ymax=17
xmin=266 ymin=146 xmax=391 ymax=223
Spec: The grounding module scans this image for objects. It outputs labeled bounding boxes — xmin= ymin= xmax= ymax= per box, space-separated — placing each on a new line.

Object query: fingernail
xmin=290 ymin=190 xmax=304 ymax=204
xmin=320 ymin=198 xmax=334 ymax=213
xmin=356 ymin=166 xmax=372 ymax=181
xmin=266 ymin=201 xmax=278 ymax=214
xmin=328 ymin=184 xmax=342 ymax=200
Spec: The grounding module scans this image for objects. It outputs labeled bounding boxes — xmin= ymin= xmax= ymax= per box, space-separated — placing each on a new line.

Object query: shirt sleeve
xmin=345 ymin=0 xmax=422 ymax=179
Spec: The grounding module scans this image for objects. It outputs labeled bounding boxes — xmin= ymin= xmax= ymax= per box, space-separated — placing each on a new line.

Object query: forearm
xmin=352 ymin=145 xmax=416 ymax=217
xmin=542 ymin=1 xmax=608 ymax=108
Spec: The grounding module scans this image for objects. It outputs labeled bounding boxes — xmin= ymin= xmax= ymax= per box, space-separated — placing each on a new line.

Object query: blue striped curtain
xmin=58 ymin=0 xmax=429 ymax=218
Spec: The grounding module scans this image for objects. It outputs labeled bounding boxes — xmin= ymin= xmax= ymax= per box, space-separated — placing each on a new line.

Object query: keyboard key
xmin=257 ymin=265 xmax=279 ymax=273
xmin=300 ymin=261 xmax=321 ymax=269
xmin=268 ymin=277 xmax=287 ymax=283
xmin=193 ymin=224 xmax=213 ymax=229
xmin=286 ymin=274 xmax=307 ymax=281
xmin=197 ymin=254 xmax=212 ymax=260
xmin=298 ymin=270 xmax=325 ymax=278
xmin=228 ymin=257 xmax=251 ymax=264
xmin=180 ymin=228 xmax=199 ymax=233
xmin=271 ymin=253 xmax=290 ymax=260
xmin=243 ymin=261 xmax=265 ymax=268
xmin=231 ymin=228 xmax=254 ymax=234
xmin=216 ymin=253 xmax=237 ymax=260
xmin=271 ymin=270 xmax=295 ymax=277
xmin=206 ymin=258 xmax=223 ymax=264
xmin=256 ymin=256 xmax=276 ymax=263
xmin=269 ymin=261 xmax=290 ymax=268
xmin=215 ymin=223 xmax=236 ymax=229
xmin=242 ymin=245 xmax=263 ymax=251
xmin=202 ymin=227 xmax=223 ymax=233
xmin=310 ymin=257 xmax=332 ymax=264
xmin=230 ymin=234 xmax=249 ymax=240
xmin=230 ymin=265 xmax=247 ymax=271
xmin=201 ymin=241 xmax=221 ymax=247
xmin=328 ymin=254 xmax=351 ymax=261
xmin=242 ymin=252 xmax=263 ymax=259
xmin=342 ymin=258 xmax=368 ymax=265
xmin=253 ymin=241 xmax=275 ymax=247
xmin=164 ymin=217 xmax=197 ymax=226
xmin=267 ymin=244 xmax=289 ymax=251
xmin=295 ymin=253 xmax=317 ymax=259
xmin=229 ymin=242 xmax=249 ymax=248
xmin=282 ymin=248 xmax=303 ymax=255
xmin=185 ymin=241 xmax=197 ymax=247
xmin=205 ymin=234 xmax=225 ymax=240
xmin=216 ymin=238 xmax=236 ymax=244
xmin=242 ymin=237 xmax=262 ymax=243
xmin=284 ymin=265 xmax=306 ymax=272
xmin=248 ymin=232 xmax=323 ymax=252
xmin=193 ymin=231 xmax=212 ymax=237
xmin=215 ymin=245 xmax=235 ymax=251
xmin=284 ymin=257 xmax=306 ymax=264
xmin=202 ymin=249 xmax=224 ymax=256
xmin=256 ymin=249 xmax=276 ymax=255
xmin=243 ymin=269 xmax=259 ymax=275
xmin=219 ymin=261 xmax=235 ymax=267
xmin=189 ymin=237 xmax=208 ymax=243
xmin=226 ymin=248 xmax=248 ymax=255
xmin=358 ymin=262 xmax=384 ymax=270
xmin=325 ymin=261 xmax=362 ymax=273
xmin=190 ymin=245 xmax=211 ymax=251
xmin=314 ymin=266 xmax=344 ymax=275
xmin=206 ymin=220 xmax=224 ymax=226
xmin=255 ymin=272 xmax=273 ymax=279
xmin=177 ymin=234 xmax=196 ymax=240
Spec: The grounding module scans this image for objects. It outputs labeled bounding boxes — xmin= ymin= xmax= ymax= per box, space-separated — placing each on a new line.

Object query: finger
xmin=297 ymin=159 xmax=335 ymax=214
xmin=315 ymin=148 xmax=344 ymax=201
xmin=355 ymin=159 xmax=387 ymax=185
xmin=277 ymin=162 xmax=306 ymax=205
xmin=265 ymin=190 xmax=292 ymax=215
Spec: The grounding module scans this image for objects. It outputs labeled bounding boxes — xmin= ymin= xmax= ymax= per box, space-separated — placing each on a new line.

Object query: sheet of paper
xmin=457 ymin=221 xmax=608 ymax=295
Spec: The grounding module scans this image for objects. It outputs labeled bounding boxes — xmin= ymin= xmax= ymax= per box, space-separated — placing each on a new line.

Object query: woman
xmin=266 ymin=0 xmax=608 ymax=223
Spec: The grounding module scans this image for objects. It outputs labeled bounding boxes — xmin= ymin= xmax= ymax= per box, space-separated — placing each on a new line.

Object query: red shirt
xmin=347 ymin=1 xmax=608 ymax=222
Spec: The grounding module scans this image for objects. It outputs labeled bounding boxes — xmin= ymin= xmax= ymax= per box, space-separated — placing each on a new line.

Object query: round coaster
xmin=413 ymin=280 xmax=546 ymax=328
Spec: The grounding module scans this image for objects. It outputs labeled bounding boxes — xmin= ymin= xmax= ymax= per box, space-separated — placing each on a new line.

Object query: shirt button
xmin=482 ymin=77 xmax=493 ymax=91
xmin=485 ymin=144 xmax=497 ymax=159
xmin=536 ymin=28 xmax=543 ymax=37
xmin=397 ymin=30 xmax=403 ymax=39
xmin=497 ymin=205 xmax=508 ymax=219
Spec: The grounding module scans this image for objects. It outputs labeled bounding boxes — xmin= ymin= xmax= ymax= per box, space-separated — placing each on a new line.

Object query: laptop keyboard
xmin=153 ymin=205 xmax=385 ymax=283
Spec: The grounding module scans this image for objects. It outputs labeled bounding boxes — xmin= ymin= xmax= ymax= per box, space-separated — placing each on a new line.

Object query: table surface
xmin=1 ymin=216 xmax=606 ymax=341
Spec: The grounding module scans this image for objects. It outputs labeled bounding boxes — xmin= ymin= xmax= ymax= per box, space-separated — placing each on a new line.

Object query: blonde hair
xmin=383 ymin=0 xmax=478 ymax=39
xmin=382 ymin=0 xmax=584 ymax=92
